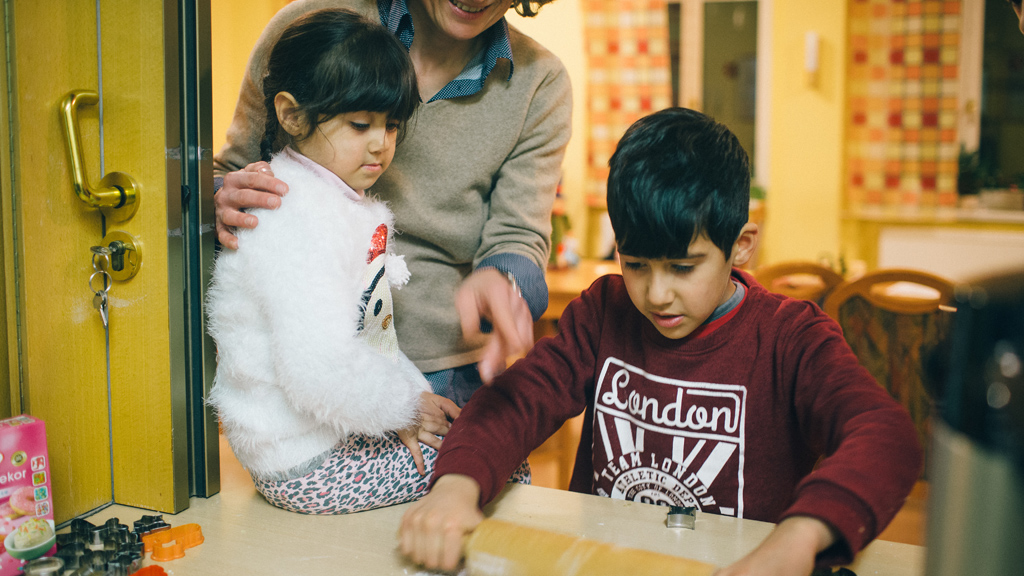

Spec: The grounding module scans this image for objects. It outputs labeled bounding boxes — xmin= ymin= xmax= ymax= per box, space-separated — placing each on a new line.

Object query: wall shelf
xmin=844 ymin=207 xmax=1024 ymax=227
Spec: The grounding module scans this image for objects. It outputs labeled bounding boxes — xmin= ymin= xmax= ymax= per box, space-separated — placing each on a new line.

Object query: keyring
xmin=89 ymin=269 xmax=113 ymax=295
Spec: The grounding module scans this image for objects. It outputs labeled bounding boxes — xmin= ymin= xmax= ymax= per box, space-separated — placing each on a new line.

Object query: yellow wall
xmin=508 ymin=1 xmax=589 ymax=257
xmin=211 ymin=0 xmax=291 ymax=155
xmin=763 ymin=0 xmax=848 ymax=266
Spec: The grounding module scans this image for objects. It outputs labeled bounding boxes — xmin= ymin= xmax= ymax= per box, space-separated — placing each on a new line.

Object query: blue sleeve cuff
xmin=214 ymin=176 xmax=224 ymax=194
xmin=477 ymin=253 xmax=548 ymax=322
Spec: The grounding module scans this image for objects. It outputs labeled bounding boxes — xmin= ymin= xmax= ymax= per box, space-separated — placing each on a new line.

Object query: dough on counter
xmin=464 ymin=519 xmax=715 ymax=576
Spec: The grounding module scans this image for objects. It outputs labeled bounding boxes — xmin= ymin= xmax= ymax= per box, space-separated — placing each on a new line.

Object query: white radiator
xmin=878 ymin=227 xmax=1024 ymax=283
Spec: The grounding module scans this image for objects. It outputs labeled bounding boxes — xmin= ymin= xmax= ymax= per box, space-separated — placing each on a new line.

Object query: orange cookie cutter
xmin=141 ymin=523 xmax=204 ymax=562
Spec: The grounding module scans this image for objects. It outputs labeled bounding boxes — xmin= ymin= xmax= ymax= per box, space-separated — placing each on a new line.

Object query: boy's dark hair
xmin=260 ymin=9 xmax=419 ymax=161
xmin=606 ymin=108 xmax=751 ymax=260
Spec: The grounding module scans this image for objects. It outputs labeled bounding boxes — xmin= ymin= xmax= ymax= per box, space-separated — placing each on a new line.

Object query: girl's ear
xmin=729 ymin=222 xmax=760 ymax=268
xmin=274 ymin=92 xmax=307 ymax=137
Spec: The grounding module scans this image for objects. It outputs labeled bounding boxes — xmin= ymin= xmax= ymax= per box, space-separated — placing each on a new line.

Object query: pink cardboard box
xmin=0 ymin=415 xmax=55 ymax=575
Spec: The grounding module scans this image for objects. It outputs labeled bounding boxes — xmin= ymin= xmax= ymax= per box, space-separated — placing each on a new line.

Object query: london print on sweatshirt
xmin=592 ymin=356 xmax=745 ymax=518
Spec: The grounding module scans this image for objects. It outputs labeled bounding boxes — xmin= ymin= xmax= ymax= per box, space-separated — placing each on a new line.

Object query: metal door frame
xmin=167 ymin=0 xmax=220 ymax=498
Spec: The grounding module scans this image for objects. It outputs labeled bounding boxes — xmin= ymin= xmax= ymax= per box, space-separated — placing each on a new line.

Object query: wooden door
xmin=0 ymin=0 xmax=191 ymax=522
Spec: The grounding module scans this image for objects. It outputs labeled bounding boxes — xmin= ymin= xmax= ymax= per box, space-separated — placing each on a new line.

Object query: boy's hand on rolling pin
xmin=399 ymin=474 xmax=483 ymax=572
xmin=455 ymin=267 xmax=534 ymax=384
xmin=713 ymin=516 xmax=837 ymax=576
xmin=397 ymin=393 xmax=461 ymax=476
xmin=214 ymin=161 xmax=289 ymax=249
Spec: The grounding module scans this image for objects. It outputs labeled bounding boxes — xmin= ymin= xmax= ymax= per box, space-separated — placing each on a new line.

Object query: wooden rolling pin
xmin=464 ymin=519 xmax=716 ymax=576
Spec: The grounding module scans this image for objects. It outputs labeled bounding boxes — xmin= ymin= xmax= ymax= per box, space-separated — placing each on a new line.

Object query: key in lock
xmin=91 ymin=232 xmax=143 ymax=281
xmin=90 ymin=241 xmax=131 ymax=271
xmin=107 ymin=241 xmax=129 ymax=272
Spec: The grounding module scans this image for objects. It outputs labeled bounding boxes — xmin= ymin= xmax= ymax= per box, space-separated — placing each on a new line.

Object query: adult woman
xmin=214 ymin=0 xmax=571 ymax=403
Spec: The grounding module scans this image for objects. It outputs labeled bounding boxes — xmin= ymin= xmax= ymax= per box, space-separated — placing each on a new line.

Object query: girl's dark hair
xmin=260 ymin=9 xmax=419 ymax=161
xmin=607 ymin=108 xmax=751 ymax=260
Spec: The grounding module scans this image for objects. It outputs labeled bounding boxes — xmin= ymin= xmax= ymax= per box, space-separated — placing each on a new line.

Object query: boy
xmin=399 ymin=108 xmax=922 ymax=574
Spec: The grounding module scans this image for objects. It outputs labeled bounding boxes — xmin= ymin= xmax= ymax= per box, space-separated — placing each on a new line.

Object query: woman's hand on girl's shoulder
xmin=215 ymin=161 xmax=290 ymax=249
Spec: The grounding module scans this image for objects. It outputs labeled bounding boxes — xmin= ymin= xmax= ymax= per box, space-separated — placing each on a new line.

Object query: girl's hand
xmin=214 ymin=161 xmax=289 ymax=249
xmin=418 ymin=392 xmax=461 ymax=437
xmin=399 ymin=474 xmax=483 ymax=572
xmin=455 ymin=268 xmax=534 ymax=383
xmin=397 ymin=393 xmax=461 ymax=476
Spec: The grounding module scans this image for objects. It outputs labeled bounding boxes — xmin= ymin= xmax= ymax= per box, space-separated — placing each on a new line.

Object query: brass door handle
xmin=60 ymin=90 xmax=139 ymax=222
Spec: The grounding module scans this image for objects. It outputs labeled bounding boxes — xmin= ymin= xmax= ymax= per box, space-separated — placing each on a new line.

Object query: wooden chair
xmin=822 ymin=268 xmax=956 ymax=480
xmin=753 ymin=261 xmax=845 ymax=305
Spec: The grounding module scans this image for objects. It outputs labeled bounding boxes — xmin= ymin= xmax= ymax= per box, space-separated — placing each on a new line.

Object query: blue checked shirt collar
xmin=378 ymin=0 xmax=514 ymax=102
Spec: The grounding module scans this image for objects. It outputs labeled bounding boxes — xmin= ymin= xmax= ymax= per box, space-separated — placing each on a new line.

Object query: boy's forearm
xmin=787 ymin=323 xmax=923 ymax=560
xmin=431 ymin=443 xmax=510 ymax=507
xmin=430 ymin=356 xmax=585 ymax=505
xmin=716 ymin=516 xmax=839 ymax=576
xmin=775 ymin=516 xmax=838 ymax=555
xmin=430 ymin=474 xmax=482 ymax=506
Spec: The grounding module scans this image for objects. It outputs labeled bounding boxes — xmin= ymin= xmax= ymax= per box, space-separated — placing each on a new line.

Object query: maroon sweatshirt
xmin=433 ymin=269 xmax=922 ymax=564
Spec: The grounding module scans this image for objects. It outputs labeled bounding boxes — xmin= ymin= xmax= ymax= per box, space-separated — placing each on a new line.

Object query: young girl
xmin=206 ymin=9 xmax=460 ymax=515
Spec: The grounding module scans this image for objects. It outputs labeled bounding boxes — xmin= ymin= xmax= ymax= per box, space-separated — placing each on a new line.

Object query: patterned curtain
xmin=583 ymin=0 xmax=672 ymax=200
xmin=846 ymin=0 xmax=962 ymax=211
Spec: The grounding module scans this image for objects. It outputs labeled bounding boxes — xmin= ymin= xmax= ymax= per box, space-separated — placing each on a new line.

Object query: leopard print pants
xmin=253 ymin=433 xmax=531 ymax=515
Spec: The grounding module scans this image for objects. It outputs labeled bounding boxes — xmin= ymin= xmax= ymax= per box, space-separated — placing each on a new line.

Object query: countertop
xmin=69 ymin=438 xmax=924 ymax=575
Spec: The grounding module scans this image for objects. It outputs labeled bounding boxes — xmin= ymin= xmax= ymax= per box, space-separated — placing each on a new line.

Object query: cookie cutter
xmin=51 ymin=516 xmax=200 ymax=573
xmin=19 ymin=556 xmax=64 ymax=576
xmin=56 ymin=517 xmax=144 ymax=574
xmin=666 ymin=506 xmax=697 ymax=530
xmin=142 ymin=523 xmax=204 ymax=562
xmin=133 ymin=514 xmax=171 ymax=536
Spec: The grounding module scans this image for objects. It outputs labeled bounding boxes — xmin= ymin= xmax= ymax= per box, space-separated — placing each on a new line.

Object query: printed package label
xmin=0 ymin=415 xmax=55 ymax=574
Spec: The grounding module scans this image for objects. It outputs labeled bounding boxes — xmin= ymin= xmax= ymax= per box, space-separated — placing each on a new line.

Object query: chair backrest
xmin=822 ymin=268 xmax=956 ymax=478
xmin=823 ymin=268 xmax=955 ymax=318
xmin=753 ymin=261 xmax=845 ymax=305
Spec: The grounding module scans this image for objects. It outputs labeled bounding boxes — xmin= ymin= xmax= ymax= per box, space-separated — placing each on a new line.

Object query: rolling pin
xmin=464 ymin=519 xmax=716 ymax=576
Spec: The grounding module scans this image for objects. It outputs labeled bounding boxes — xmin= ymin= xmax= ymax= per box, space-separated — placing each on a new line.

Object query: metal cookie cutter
xmin=20 ymin=557 xmax=64 ymax=576
xmin=56 ymin=517 xmax=145 ymax=573
xmin=666 ymin=506 xmax=697 ymax=529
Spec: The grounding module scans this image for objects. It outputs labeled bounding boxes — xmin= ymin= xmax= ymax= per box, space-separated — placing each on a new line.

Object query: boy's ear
xmin=274 ymin=92 xmax=307 ymax=137
xmin=729 ymin=223 xmax=760 ymax=267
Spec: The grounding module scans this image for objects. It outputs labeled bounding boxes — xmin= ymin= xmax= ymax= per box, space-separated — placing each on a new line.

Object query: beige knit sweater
xmin=214 ymin=0 xmax=572 ymax=372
